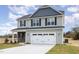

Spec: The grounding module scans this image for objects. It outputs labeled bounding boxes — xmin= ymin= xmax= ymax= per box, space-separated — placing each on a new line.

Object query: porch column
xmin=25 ymin=32 xmax=27 ymax=43
xmin=62 ymin=29 xmax=64 ymax=44
xmin=12 ymin=31 xmax=15 ymax=43
xmin=25 ymin=32 xmax=30 ymax=44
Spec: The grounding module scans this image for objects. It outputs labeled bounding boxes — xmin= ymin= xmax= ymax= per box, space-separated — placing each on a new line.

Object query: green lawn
xmin=0 ymin=44 xmax=21 ymax=49
xmin=47 ymin=44 xmax=79 ymax=54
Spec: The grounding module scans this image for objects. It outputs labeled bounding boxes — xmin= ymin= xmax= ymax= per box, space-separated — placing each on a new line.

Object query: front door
xmin=18 ymin=32 xmax=25 ymax=42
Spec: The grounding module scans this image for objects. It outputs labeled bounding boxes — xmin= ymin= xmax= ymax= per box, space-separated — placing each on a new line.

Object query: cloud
xmin=0 ymin=5 xmax=39 ymax=35
xmin=0 ymin=22 xmax=17 ymax=35
xmin=65 ymin=16 xmax=74 ymax=24
xmin=65 ymin=13 xmax=79 ymax=25
xmin=1 ymin=5 xmax=38 ymax=35
xmin=8 ymin=5 xmax=38 ymax=15
xmin=9 ymin=12 xmax=22 ymax=21
xmin=8 ymin=5 xmax=39 ymax=20
xmin=67 ymin=7 xmax=79 ymax=12
xmin=64 ymin=13 xmax=79 ymax=32
xmin=73 ymin=13 xmax=79 ymax=17
xmin=8 ymin=5 xmax=28 ymax=15
xmin=72 ymin=13 xmax=79 ymax=26
xmin=24 ymin=5 xmax=38 ymax=10
xmin=64 ymin=15 xmax=74 ymax=32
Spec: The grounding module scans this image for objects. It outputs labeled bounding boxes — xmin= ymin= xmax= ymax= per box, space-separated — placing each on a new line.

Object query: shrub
xmin=4 ymin=38 xmax=9 ymax=43
xmin=64 ymin=39 xmax=68 ymax=43
xmin=10 ymin=40 xmax=13 ymax=44
xmin=73 ymin=32 xmax=79 ymax=40
xmin=14 ymin=41 xmax=17 ymax=44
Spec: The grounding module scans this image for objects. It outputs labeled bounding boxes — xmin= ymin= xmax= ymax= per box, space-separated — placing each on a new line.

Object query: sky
xmin=0 ymin=5 xmax=79 ymax=35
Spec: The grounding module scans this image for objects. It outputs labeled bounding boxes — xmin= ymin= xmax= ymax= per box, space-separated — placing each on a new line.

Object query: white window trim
xmin=20 ymin=20 xmax=26 ymax=27
xmin=32 ymin=19 xmax=40 ymax=27
xmin=47 ymin=17 xmax=55 ymax=26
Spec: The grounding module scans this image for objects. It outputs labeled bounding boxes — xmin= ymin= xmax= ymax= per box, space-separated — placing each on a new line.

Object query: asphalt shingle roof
xmin=30 ymin=7 xmax=62 ymax=18
xmin=17 ymin=6 xmax=63 ymax=20
xmin=17 ymin=14 xmax=31 ymax=20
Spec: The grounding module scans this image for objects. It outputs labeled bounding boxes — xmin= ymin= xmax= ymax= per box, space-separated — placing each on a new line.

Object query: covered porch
xmin=12 ymin=31 xmax=26 ymax=43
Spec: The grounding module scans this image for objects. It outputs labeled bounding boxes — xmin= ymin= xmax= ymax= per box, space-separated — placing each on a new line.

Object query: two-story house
xmin=12 ymin=5 xmax=64 ymax=44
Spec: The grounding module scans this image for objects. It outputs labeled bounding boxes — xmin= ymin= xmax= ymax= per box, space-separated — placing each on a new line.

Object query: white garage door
xmin=30 ymin=32 xmax=56 ymax=44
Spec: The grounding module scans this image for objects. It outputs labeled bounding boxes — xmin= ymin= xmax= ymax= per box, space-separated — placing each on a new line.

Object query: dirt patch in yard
xmin=64 ymin=38 xmax=79 ymax=47
xmin=0 ymin=38 xmax=5 ymax=43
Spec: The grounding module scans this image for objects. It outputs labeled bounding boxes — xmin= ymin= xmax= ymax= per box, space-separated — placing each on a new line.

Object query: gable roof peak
xmin=40 ymin=5 xmax=50 ymax=8
xmin=30 ymin=5 xmax=63 ymax=18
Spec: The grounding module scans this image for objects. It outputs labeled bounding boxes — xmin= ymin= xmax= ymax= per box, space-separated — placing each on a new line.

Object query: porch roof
xmin=12 ymin=26 xmax=64 ymax=31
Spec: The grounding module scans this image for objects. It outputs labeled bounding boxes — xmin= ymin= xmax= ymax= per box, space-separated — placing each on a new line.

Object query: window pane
xmin=55 ymin=17 xmax=57 ymax=25
xmin=49 ymin=34 xmax=54 ymax=35
xmin=37 ymin=23 xmax=39 ymax=26
xmin=32 ymin=19 xmax=41 ymax=26
xmin=33 ymin=34 xmax=37 ymax=35
xmin=46 ymin=18 xmax=56 ymax=25
xmin=38 ymin=34 xmax=42 ymax=35
xmin=43 ymin=34 xmax=48 ymax=35
xmin=33 ymin=23 xmax=35 ymax=26
xmin=37 ymin=19 xmax=39 ymax=23
xmin=45 ymin=18 xmax=47 ymax=26
xmin=20 ymin=21 xmax=22 ymax=26
xmin=51 ymin=22 xmax=54 ymax=25
xmin=24 ymin=20 xmax=26 ymax=26
xmin=39 ymin=18 xmax=41 ymax=26
xmin=48 ymin=22 xmax=50 ymax=25
xmin=31 ymin=19 xmax=33 ymax=26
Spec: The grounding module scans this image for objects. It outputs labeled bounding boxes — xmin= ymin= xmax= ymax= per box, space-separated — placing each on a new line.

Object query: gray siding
xmin=56 ymin=29 xmax=63 ymax=44
xmin=17 ymin=16 xmax=64 ymax=28
xmin=57 ymin=16 xmax=63 ymax=26
xmin=26 ymin=20 xmax=31 ymax=27
xmin=16 ymin=5 xmax=64 ymax=28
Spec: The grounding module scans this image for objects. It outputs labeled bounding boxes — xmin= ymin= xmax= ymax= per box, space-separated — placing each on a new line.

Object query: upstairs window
xmin=47 ymin=18 xmax=55 ymax=25
xmin=24 ymin=20 xmax=26 ymax=26
xmin=45 ymin=17 xmax=57 ymax=26
xmin=20 ymin=20 xmax=26 ymax=27
xmin=31 ymin=18 xmax=41 ymax=26
xmin=20 ymin=21 xmax=22 ymax=26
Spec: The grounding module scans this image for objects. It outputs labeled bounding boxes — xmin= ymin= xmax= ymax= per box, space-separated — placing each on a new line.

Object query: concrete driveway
xmin=0 ymin=44 xmax=55 ymax=54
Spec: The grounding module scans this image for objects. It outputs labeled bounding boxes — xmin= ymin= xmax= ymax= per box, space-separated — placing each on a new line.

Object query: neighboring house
xmin=12 ymin=5 xmax=64 ymax=44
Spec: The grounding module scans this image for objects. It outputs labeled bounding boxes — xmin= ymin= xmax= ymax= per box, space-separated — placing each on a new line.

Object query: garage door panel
xmin=30 ymin=32 xmax=56 ymax=44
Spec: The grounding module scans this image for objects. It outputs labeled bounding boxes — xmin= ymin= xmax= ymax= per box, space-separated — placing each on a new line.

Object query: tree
xmin=64 ymin=31 xmax=74 ymax=38
xmin=72 ymin=27 xmax=79 ymax=40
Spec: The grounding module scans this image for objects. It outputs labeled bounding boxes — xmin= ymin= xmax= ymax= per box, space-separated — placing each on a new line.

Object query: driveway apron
xmin=0 ymin=44 xmax=55 ymax=54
